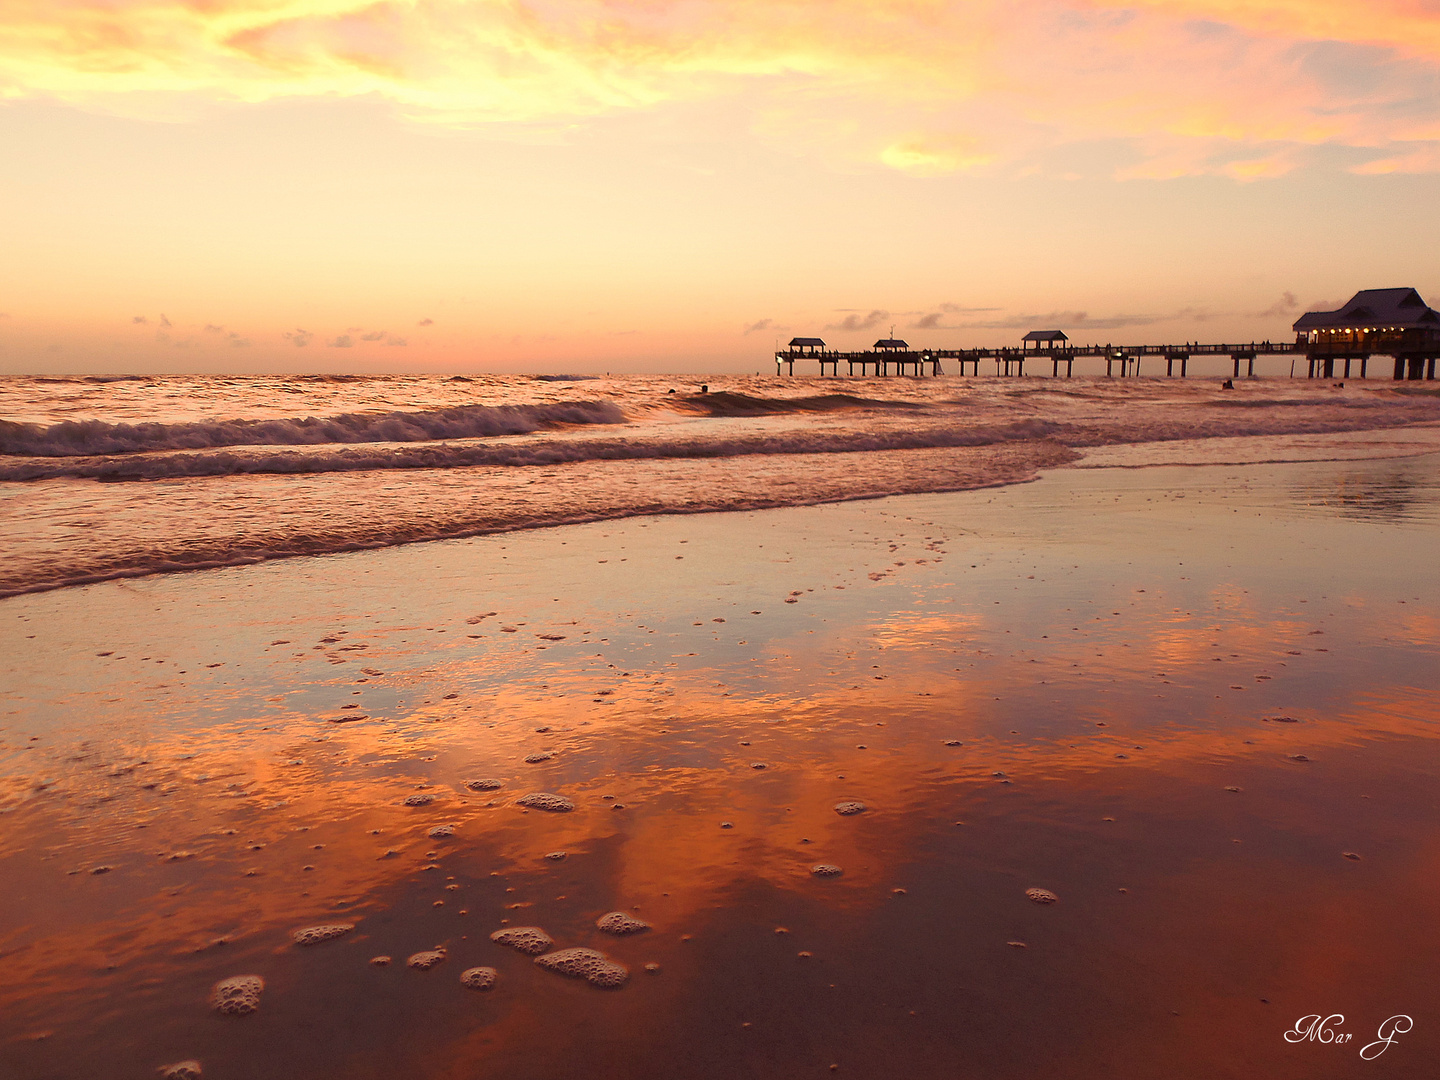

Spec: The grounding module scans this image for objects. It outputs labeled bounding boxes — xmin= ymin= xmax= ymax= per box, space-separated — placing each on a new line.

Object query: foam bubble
xmin=833 ymin=801 xmax=866 ymax=816
xmin=465 ymin=779 xmax=503 ymax=791
xmin=644 ymin=962 xmax=662 ymax=974
xmin=211 ymin=975 xmax=264 ymax=1016
xmin=158 ymin=1061 xmax=203 ymax=1079
xmin=291 ymin=923 xmax=354 ymax=946
xmin=595 ymin=911 xmax=651 ymax=935
xmin=370 ymin=956 xmax=391 ymax=966
xmin=460 ymin=966 xmax=498 ymax=990
xmin=516 ymin=792 xmax=573 ymax=812
xmin=750 ymin=762 xmax=768 ymax=770
xmin=407 ymin=949 xmax=447 ymax=970
xmin=1025 ymin=888 xmax=1059 ymax=904
xmin=534 ymin=947 xmax=629 ymax=988
xmin=809 ymin=864 xmax=843 ymax=877
xmin=545 ymin=851 xmax=567 ymax=860
xmin=490 ymin=926 xmax=553 ymax=954
xmin=427 ymin=825 xmax=455 ymax=839
xmin=403 ymin=794 xmax=435 ymax=807
xmin=524 ymin=752 xmax=555 ymax=764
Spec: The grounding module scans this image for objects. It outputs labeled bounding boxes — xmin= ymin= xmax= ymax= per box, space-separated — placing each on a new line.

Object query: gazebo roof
xmin=1022 ymin=330 xmax=1069 ymax=342
xmin=873 ymin=338 xmax=909 ymax=349
xmin=1293 ymin=288 xmax=1440 ymax=331
xmin=788 ymin=337 xmax=827 ymax=347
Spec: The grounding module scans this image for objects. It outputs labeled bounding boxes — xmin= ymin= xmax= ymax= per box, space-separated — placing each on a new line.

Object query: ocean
xmin=4 ymin=372 xmax=1439 ymax=598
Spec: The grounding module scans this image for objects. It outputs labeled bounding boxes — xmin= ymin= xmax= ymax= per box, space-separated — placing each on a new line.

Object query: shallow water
xmin=2 ymin=456 xmax=1439 ymax=1078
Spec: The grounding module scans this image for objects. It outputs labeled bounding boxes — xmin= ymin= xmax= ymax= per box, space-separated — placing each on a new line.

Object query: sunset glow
xmin=1 ymin=0 xmax=1437 ymax=370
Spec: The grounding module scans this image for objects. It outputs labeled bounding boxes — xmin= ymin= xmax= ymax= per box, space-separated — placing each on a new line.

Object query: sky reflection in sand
xmin=2 ymin=456 xmax=1439 ymax=1079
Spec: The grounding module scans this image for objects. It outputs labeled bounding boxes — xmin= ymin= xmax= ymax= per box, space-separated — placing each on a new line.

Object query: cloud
xmin=384 ymin=335 xmax=407 ymax=346
xmin=417 ymin=317 xmax=434 ymax=326
xmin=1254 ymin=291 xmax=1300 ymax=319
xmin=955 ymin=310 xmax=1170 ymax=332
xmin=132 ymin=315 xmax=148 ymax=325
xmin=328 ymin=334 xmax=354 ymax=347
xmin=284 ymin=328 xmax=313 ymax=347
xmin=360 ymin=330 xmax=386 ymax=341
xmin=203 ymin=323 xmax=224 ymax=333
xmin=2 ymin=0 xmax=1436 ymax=180
xmin=159 ymin=313 xmax=171 ymax=328
xmin=825 ymin=309 xmax=890 ymax=333
xmin=743 ymin=318 xmax=779 ymax=335
xmin=229 ymin=332 xmax=251 ymax=347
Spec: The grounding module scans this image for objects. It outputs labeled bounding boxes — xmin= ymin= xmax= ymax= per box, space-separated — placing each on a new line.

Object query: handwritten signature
xmin=1284 ymin=1014 xmax=1413 ymax=1059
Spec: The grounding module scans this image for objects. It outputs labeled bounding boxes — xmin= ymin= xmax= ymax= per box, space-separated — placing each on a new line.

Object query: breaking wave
xmin=0 ymin=400 xmax=626 ymax=457
xmin=0 ymin=419 xmax=1066 ymax=481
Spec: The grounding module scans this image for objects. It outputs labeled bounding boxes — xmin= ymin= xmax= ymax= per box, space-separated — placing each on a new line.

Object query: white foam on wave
xmin=0 ymin=400 xmax=625 ymax=458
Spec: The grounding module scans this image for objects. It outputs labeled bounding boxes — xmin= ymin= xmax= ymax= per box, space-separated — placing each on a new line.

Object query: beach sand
xmin=3 ymin=451 xmax=1439 ymax=1078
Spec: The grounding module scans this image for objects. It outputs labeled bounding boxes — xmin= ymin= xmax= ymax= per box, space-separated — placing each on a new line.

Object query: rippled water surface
xmin=3 ymin=457 xmax=1438 ymax=1079
xmin=3 ymin=372 xmax=1440 ymax=597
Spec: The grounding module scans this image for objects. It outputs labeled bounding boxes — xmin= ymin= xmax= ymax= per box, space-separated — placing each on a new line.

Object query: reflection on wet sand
xmin=2 ymin=456 xmax=1439 ymax=1079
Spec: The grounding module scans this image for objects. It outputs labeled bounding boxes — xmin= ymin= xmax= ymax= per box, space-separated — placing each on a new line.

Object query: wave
xmin=5 ymin=408 xmax=1435 ymax=482
xmin=0 ymin=400 xmax=626 ymax=457
xmin=0 ymin=419 xmax=1066 ymax=481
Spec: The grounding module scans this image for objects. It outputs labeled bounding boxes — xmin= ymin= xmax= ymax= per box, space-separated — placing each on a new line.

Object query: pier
xmin=776 ymin=289 xmax=1440 ymax=381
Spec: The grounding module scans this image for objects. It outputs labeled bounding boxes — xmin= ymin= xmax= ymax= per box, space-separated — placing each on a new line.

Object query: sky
xmin=1 ymin=0 xmax=1439 ymax=374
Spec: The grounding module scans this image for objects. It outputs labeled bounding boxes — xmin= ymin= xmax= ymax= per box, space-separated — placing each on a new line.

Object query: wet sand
xmin=3 ymin=452 xmax=1439 ymax=1079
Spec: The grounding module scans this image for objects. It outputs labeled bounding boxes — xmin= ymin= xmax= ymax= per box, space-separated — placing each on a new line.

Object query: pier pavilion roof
xmin=1022 ymin=330 xmax=1069 ymax=342
xmin=873 ymin=338 xmax=910 ymax=349
xmin=1293 ymin=289 xmax=1440 ymax=332
xmin=788 ymin=337 xmax=827 ymax=347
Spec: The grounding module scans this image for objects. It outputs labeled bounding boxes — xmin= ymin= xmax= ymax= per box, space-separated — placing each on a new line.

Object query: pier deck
xmin=775 ymin=340 xmax=1438 ymax=380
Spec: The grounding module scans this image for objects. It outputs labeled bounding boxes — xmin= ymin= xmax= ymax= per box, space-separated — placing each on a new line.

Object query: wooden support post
xmin=1429 ymin=357 xmax=1436 ymax=380
xmin=1181 ymin=357 xmax=1187 ymax=377
xmin=1232 ymin=356 xmax=1240 ymax=377
xmin=1361 ymin=357 xmax=1368 ymax=378
xmin=1343 ymin=358 xmax=1351 ymax=378
xmin=1248 ymin=357 xmax=1255 ymax=377
xmin=1394 ymin=357 xmax=1404 ymax=380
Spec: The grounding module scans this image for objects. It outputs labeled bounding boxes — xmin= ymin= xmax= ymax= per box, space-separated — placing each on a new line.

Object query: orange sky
xmin=1 ymin=0 xmax=1438 ymax=373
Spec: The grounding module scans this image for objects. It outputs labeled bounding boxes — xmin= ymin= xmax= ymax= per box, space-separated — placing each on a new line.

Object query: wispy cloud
xmin=328 ymin=334 xmax=354 ymax=348
xmin=909 ymin=303 xmax=1004 ymax=329
xmin=955 ymin=310 xmax=1171 ymax=332
xmin=825 ymin=309 xmax=890 ymax=332
xmin=283 ymin=328 xmax=313 ymax=347
xmin=743 ymin=318 xmax=783 ymax=335
xmin=1254 ymin=291 xmax=1300 ymax=319
xmin=360 ymin=330 xmax=387 ymax=342
xmin=418 ymin=317 xmax=434 ymax=326
xmin=131 ymin=315 xmax=148 ymax=325
xmin=3 ymin=0 xmax=1435 ymax=180
xmin=385 ymin=335 xmax=408 ymax=346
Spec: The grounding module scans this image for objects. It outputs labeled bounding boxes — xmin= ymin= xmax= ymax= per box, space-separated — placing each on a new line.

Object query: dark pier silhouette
xmin=776 ymin=289 xmax=1440 ymax=381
